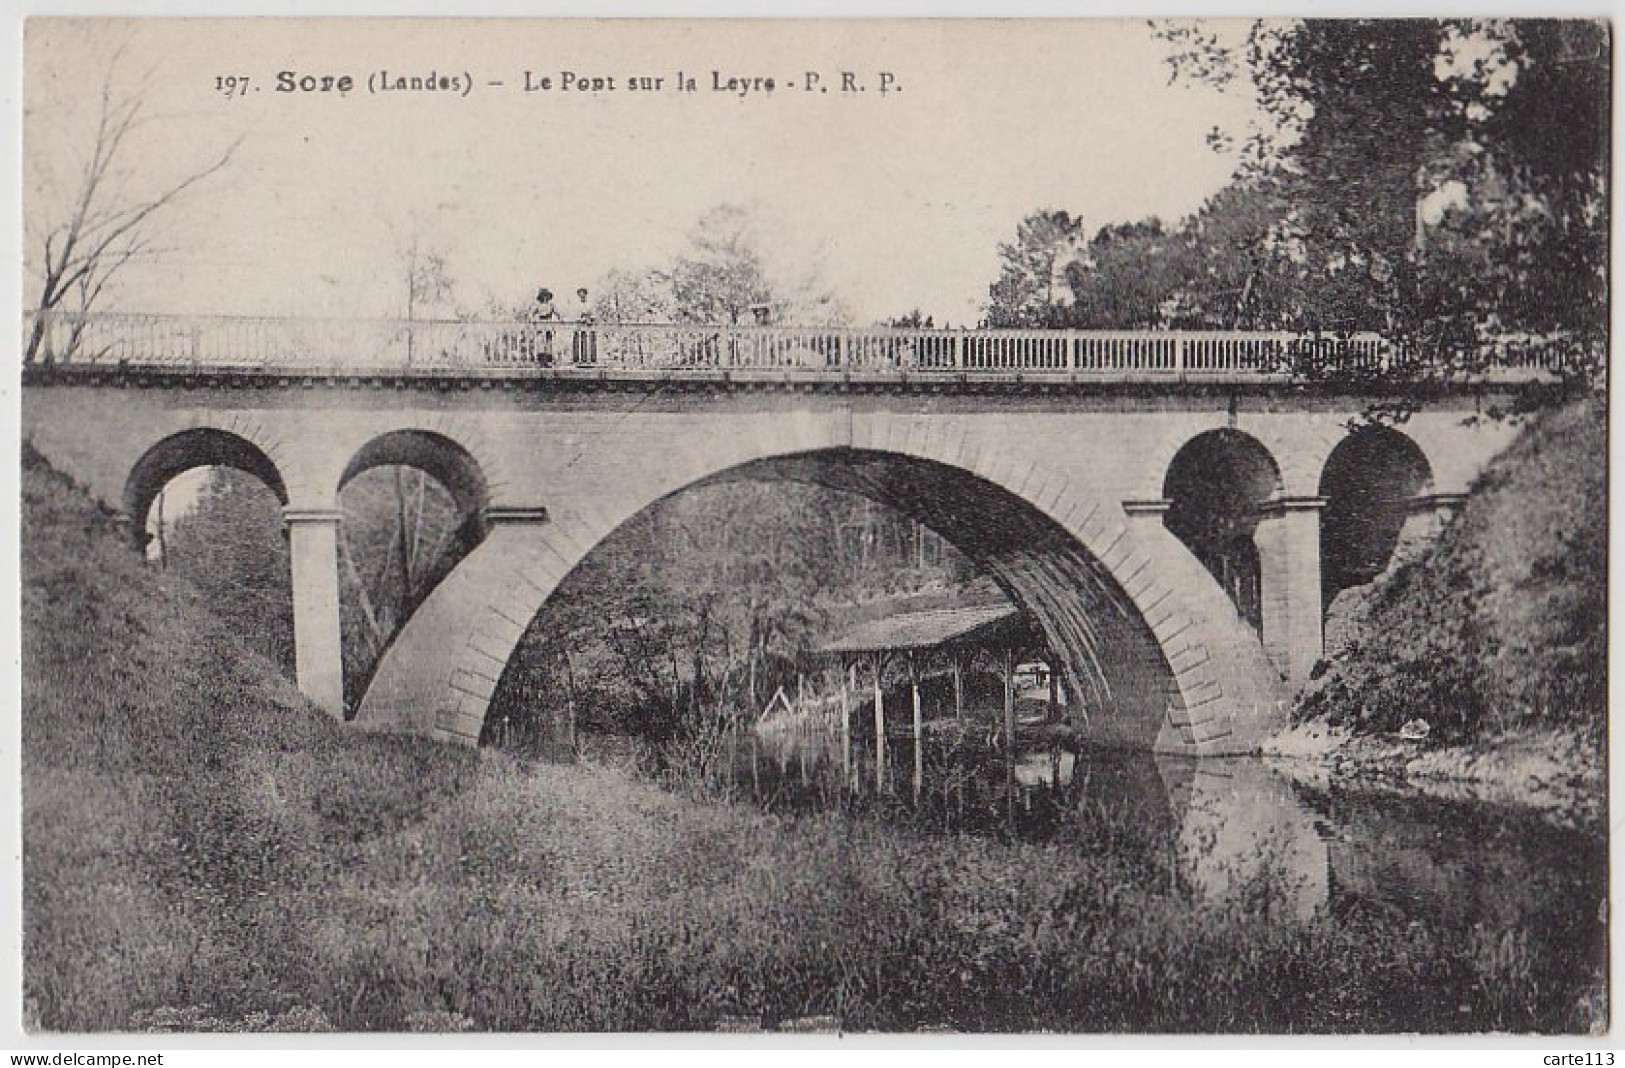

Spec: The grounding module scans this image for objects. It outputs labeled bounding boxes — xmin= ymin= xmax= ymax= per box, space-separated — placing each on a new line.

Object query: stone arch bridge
xmin=21 ymin=315 xmax=1540 ymax=757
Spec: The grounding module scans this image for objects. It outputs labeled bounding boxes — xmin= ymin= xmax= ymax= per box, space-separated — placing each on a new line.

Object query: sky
xmin=24 ymin=18 xmax=1261 ymax=327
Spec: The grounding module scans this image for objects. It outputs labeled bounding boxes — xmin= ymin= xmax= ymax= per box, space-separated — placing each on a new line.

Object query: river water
xmin=723 ymin=722 xmax=1606 ymax=977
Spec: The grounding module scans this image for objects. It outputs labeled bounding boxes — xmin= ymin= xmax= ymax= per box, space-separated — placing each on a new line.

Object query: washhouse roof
xmin=816 ymin=603 xmax=1027 ymax=656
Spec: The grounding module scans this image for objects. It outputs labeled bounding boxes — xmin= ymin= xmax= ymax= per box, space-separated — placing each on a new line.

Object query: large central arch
xmin=353 ymin=431 xmax=1289 ymax=757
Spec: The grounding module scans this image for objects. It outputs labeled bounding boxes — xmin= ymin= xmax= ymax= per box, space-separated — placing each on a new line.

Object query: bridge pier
xmin=1255 ymin=496 xmax=1327 ymax=687
xmin=283 ymin=507 xmax=346 ymax=717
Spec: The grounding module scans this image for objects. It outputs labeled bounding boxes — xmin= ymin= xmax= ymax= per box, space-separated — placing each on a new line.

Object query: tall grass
xmin=20 ymin=445 xmax=1605 ymax=1034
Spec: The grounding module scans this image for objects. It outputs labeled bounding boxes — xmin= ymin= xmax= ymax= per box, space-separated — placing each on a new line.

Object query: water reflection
xmin=727 ymin=721 xmax=1605 ymax=956
xmin=732 ymin=723 xmax=1330 ymax=918
xmin=1169 ymin=758 xmax=1329 ymax=923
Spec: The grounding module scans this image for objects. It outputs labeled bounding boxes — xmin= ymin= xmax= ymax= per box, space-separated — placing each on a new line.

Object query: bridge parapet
xmin=21 ymin=311 xmax=1567 ymax=385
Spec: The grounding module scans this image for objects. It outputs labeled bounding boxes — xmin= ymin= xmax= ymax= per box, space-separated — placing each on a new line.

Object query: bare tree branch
xmin=27 ymin=50 xmax=239 ymax=362
xmin=339 ymin=529 xmax=388 ymax=649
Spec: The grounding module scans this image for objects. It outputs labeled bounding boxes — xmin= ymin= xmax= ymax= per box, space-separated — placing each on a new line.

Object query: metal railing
xmin=18 ymin=311 xmax=1558 ymax=381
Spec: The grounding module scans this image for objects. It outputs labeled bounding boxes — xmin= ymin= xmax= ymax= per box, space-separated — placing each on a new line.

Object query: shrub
xmin=1298 ymin=398 xmax=1606 ymax=744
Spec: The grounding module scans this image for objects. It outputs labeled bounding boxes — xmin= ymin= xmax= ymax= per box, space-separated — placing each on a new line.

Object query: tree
xmin=1067 ymin=217 xmax=1178 ymax=328
xmin=1160 ymin=180 xmax=1300 ymax=329
xmin=591 ymin=267 xmax=676 ymax=324
xmin=664 ymin=205 xmax=775 ymax=325
xmin=883 ymin=310 xmax=936 ymax=329
xmin=25 ymin=47 xmax=238 ymax=363
xmin=1156 ymin=19 xmax=1609 ymax=380
xmin=163 ymin=468 xmax=294 ymax=673
xmin=986 ymin=210 xmax=1085 ymax=327
xmin=1450 ymin=22 xmax=1608 ymax=364
xmin=988 ymin=193 xmax=1294 ymax=331
xmin=596 ymin=204 xmax=848 ymax=328
xmin=398 ymin=233 xmax=455 ymax=367
xmin=1057 ymin=183 xmax=1309 ymax=331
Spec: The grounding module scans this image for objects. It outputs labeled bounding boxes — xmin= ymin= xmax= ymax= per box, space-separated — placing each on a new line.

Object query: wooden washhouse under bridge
xmin=785 ymin=599 xmax=1070 ymax=798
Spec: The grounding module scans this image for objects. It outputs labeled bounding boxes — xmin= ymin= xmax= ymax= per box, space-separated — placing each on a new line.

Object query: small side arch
xmin=334 ymin=428 xmax=496 ymax=709
xmin=1319 ymin=424 xmax=1434 ymax=605
xmin=123 ymin=428 xmax=288 ymax=549
xmin=1161 ymin=428 xmax=1283 ymax=632
xmin=337 ymin=428 xmax=491 ymax=518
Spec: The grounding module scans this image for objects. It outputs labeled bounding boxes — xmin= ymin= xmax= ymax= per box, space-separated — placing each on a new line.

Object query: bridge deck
xmin=21 ymin=312 xmax=1565 ymax=386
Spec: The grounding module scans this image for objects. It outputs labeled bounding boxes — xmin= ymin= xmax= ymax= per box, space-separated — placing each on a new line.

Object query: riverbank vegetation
xmin=1295 ymin=398 xmax=1605 ymax=762
xmin=22 ymin=447 xmax=1606 ymax=1034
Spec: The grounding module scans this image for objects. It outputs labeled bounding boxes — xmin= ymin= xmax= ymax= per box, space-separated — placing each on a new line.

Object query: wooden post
xmin=1003 ymin=645 xmax=1017 ymax=836
xmin=839 ymin=661 xmax=852 ymax=788
xmin=952 ymin=655 xmax=964 ymax=721
xmin=1003 ymin=647 xmax=1017 ymax=754
xmin=910 ymin=653 xmax=924 ymax=802
xmin=153 ymin=488 xmax=167 ymax=569
xmin=1048 ymin=659 xmax=1059 ymax=722
xmin=872 ymin=655 xmax=887 ymax=793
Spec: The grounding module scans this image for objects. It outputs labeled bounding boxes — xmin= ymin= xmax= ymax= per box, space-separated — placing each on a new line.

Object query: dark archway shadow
xmin=1319 ymin=425 xmax=1433 ymax=609
xmin=482 ymin=448 xmax=1184 ymax=753
xmin=123 ymin=428 xmax=287 ymax=550
xmin=1162 ymin=428 xmax=1282 ymax=633
xmin=337 ymin=430 xmax=494 ymax=717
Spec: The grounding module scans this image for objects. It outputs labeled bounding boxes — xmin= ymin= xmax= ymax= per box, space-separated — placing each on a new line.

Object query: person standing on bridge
xmin=570 ymin=286 xmax=596 ymax=366
xmin=526 ymin=287 xmax=560 ymax=367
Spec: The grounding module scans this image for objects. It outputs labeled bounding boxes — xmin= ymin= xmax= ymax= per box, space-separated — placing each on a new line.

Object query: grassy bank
xmin=21 ymin=446 xmax=1605 ymax=1033
xmin=1295 ymin=397 xmax=1605 ymax=767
